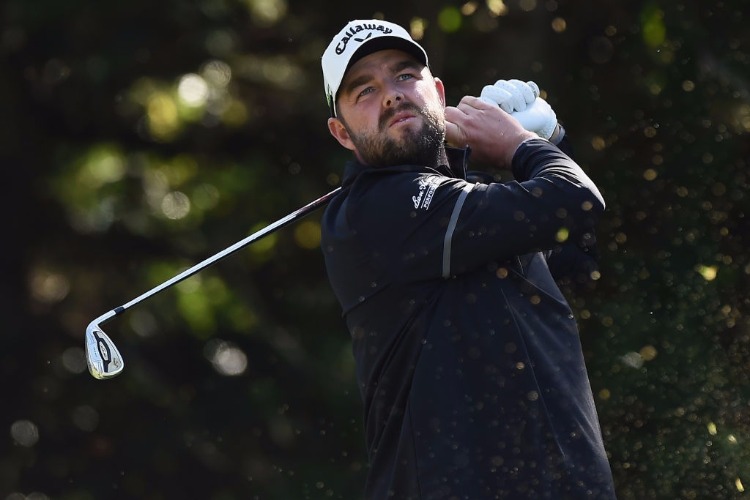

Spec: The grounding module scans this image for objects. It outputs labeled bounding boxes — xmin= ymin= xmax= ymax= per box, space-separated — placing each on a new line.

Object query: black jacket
xmin=321 ymin=138 xmax=616 ymax=499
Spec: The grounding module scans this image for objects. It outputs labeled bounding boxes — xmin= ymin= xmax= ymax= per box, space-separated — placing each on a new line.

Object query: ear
xmin=434 ymin=77 xmax=446 ymax=108
xmin=328 ymin=117 xmax=356 ymax=152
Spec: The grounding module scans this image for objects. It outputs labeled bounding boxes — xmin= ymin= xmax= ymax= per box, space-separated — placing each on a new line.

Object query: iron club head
xmin=85 ymin=319 xmax=124 ymax=379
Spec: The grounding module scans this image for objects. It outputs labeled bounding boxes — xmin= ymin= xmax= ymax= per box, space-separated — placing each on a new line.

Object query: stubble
xmin=342 ymin=103 xmax=446 ymax=168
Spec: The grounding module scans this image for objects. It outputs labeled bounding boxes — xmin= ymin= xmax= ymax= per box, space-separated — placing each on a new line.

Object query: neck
xmin=435 ymin=144 xmax=449 ymax=168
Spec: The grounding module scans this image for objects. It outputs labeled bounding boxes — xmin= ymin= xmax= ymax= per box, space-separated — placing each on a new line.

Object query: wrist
xmin=548 ymin=122 xmax=565 ymax=145
xmin=504 ymin=131 xmax=538 ymax=166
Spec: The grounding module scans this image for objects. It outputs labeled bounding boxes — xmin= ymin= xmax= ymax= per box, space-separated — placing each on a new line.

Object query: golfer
xmin=320 ymin=19 xmax=616 ymax=499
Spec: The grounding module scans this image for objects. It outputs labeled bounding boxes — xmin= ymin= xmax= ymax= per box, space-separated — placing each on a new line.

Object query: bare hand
xmin=445 ymin=96 xmax=537 ymax=168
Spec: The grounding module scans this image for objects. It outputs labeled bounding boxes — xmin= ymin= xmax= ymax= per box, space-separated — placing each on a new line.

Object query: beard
xmin=342 ymin=103 xmax=446 ymax=168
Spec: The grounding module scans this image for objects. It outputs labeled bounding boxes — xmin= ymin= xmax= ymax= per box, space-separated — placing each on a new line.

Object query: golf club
xmin=85 ymin=187 xmax=341 ymax=380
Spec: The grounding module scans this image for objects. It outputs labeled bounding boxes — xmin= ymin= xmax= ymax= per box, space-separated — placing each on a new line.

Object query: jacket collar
xmin=341 ymin=145 xmax=470 ymax=187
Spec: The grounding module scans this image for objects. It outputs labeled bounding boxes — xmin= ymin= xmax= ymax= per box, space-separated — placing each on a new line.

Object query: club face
xmin=85 ymin=323 xmax=124 ymax=379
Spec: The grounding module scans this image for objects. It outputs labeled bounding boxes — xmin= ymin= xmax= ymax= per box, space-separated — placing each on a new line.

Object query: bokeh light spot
xmin=161 ymin=191 xmax=191 ymax=220
xmin=71 ymin=405 xmax=99 ymax=432
xmin=294 ymin=220 xmax=321 ymax=250
xmin=438 ymin=6 xmax=462 ymax=32
xmin=409 ymin=18 xmax=427 ymax=40
xmin=486 ymin=0 xmax=507 ymax=16
xmin=461 ymin=2 xmax=478 ymax=15
xmin=61 ymin=347 xmax=87 ymax=374
xmin=641 ymin=6 xmax=666 ymax=48
xmin=30 ymin=269 xmax=70 ymax=304
xmin=177 ymin=74 xmax=209 ymax=107
xmin=551 ymin=17 xmax=566 ymax=33
xmin=696 ymin=265 xmax=718 ymax=281
xmin=205 ymin=340 xmax=248 ymax=376
xmin=10 ymin=420 xmax=39 ymax=447
xmin=201 ymin=60 xmax=232 ymax=87
xmin=243 ymin=0 xmax=287 ymax=27
xmin=147 ymin=91 xmax=180 ymax=141
xmin=639 ymin=345 xmax=657 ymax=361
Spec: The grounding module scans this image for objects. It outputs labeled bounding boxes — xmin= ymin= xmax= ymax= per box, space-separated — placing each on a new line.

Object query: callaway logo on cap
xmin=322 ymin=19 xmax=428 ymax=117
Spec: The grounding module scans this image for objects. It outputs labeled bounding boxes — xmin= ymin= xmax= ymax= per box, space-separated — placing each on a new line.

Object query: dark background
xmin=2 ymin=0 xmax=749 ymax=498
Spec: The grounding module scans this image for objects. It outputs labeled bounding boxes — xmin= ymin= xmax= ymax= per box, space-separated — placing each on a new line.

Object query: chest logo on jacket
xmin=412 ymin=177 xmax=440 ymax=210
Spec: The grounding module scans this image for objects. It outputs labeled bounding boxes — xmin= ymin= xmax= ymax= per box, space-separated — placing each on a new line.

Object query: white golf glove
xmin=480 ymin=79 xmax=558 ymax=140
xmin=480 ymin=79 xmax=537 ymax=113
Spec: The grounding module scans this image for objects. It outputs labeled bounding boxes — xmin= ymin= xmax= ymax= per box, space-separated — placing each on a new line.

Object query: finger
xmin=494 ymin=80 xmax=525 ymax=112
xmin=479 ymin=85 xmax=512 ymax=111
xmin=444 ymin=105 xmax=467 ymax=121
xmin=444 ymin=109 xmax=467 ymax=146
xmin=526 ymin=81 xmax=540 ymax=99
xmin=486 ymin=83 xmax=515 ymax=113
xmin=508 ymin=79 xmax=536 ymax=105
xmin=457 ymin=94 xmax=496 ymax=112
xmin=444 ymin=120 xmax=464 ymax=146
xmin=479 ymin=95 xmax=496 ymax=106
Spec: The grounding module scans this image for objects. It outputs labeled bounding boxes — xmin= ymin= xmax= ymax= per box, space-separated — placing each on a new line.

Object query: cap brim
xmin=345 ymin=36 xmax=427 ymax=74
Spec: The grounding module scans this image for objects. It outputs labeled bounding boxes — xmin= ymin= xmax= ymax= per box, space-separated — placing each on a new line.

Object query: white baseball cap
xmin=322 ymin=19 xmax=428 ymax=117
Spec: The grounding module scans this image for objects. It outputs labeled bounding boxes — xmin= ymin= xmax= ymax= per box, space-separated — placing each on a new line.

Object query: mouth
xmin=388 ymin=111 xmax=417 ymax=128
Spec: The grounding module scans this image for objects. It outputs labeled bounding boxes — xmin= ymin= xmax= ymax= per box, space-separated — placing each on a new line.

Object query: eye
xmin=357 ymin=86 xmax=375 ymax=98
xmin=396 ymin=73 xmax=414 ymax=82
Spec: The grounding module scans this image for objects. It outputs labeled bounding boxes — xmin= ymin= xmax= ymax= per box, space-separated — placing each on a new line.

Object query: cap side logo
xmin=335 ymin=23 xmax=394 ymax=55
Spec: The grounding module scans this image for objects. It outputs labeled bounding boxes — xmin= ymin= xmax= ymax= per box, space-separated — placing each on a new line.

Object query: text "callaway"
xmin=335 ymin=24 xmax=393 ymax=55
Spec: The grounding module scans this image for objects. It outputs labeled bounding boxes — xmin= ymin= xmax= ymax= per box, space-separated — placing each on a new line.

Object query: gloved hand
xmin=511 ymin=97 xmax=558 ymax=140
xmin=479 ymin=79 xmax=537 ymax=113
xmin=480 ymin=79 xmax=558 ymax=140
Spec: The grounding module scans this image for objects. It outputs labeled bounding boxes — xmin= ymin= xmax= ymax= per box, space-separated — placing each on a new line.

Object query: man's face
xmin=327 ymin=49 xmax=447 ymax=167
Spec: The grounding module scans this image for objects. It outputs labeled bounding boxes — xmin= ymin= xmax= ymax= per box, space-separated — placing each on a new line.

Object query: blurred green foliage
xmin=1 ymin=0 xmax=749 ymax=498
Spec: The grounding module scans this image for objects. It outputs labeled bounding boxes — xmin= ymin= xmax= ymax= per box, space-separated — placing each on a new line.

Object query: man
xmin=320 ymin=19 xmax=616 ymax=499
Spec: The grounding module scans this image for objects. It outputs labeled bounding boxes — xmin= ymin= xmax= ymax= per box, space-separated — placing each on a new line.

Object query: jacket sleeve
xmin=539 ymin=129 xmax=603 ymax=286
xmin=446 ymin=138 xmax=605 ymax=278
xmin=469 ymin=128 xmax=603 ymax=285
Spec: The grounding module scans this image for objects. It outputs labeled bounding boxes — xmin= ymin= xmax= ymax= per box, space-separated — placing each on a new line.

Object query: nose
xmin=383 ymin=88 xmax=403 ymax=108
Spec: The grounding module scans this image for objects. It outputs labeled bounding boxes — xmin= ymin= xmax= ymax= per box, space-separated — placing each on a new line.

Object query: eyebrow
xmin=340 ymin=58 xmax=424 ymax=98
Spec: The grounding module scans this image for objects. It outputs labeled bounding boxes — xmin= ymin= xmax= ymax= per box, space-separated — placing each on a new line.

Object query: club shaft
xmin=103 ymin=187 xmax=341 ymax=324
